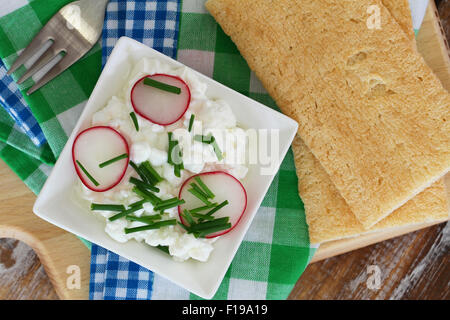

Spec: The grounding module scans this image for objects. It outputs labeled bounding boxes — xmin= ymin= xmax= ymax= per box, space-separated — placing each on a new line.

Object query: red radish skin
xmin=130 ymin=74 xmax=191 ymax=126
xmin=72 ymin=126 xmax=130 ymax=192
xmin=178 ymin=171 xmax=247 ymax=238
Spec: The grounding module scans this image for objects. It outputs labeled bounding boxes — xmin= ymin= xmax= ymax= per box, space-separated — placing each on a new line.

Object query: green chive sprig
xmin=188 ymin=114 xmax=195 ymax=132
xmin=188 ymin=217 xmax=230 ymax=232
xmin=156 ymin=246 xmax=170 ymax=254
xmin=204 ymin=200 xmax=229 ymax=217
xmin=188 ymin=187 xmax=212 ymax=205
xmin=212 ymin=140 xmax=223 ymax=161
xmin=140 ymin=161 xmax=163 ymax=184
xmin=195 ymin=223 xmax=232 ymax=238
xmin=154 ymin=198 xmax=185 ymax=211
xmin=129 ymin=161 xmax=149 ymax=183
xmin=99 ymin=153 xmax=129 ymax=168
xmin=129 ymin=199 xmax=148 ymax=208
xmin=124 ymin=219 xmax=177 ymax=234
xmin=130 ymin=112 xmax=139 ymax=131
xmin=191 ymin=212 xmax=215 ymax=221
xmin=91 ymin=203 xmax=125 ymax=211
xmin=168 ymin=132 xmax=184 ymax=177
xmin=143 ymin=78 xmax=181 ymax=94
xmin=188 ymin=203 xmax=218 ymax=214
xmin=126 ymin=214 xmax=162 ymax=224
xmin=129 ymin=177 xmax=160 ymax=193
xmin=109 ymin=203 xmax=144 ymax=221
xmin=132 ymin=186 xmax=162 ymax=206
xmin=76 ymin=160 xmax=99 ymax=186
xmin=194 ymin=176 xmax=215 ymax=199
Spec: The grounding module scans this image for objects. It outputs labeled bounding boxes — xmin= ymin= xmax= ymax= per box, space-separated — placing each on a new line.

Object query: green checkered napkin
xmin=0 ymin=0 xmax=102 ymax=194
xmin=0 ymin=0 xmax=316 ymax=299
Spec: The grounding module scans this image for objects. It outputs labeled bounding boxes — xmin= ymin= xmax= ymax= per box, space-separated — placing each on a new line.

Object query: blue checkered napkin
xmin=102 ymin=0 xmax=179 ymax=66
xmin=0 ymin=59 xmax=46 ymax=147
xmin=90 ymin=245 xmax=155 ymax=300
xmin=90 ymin=0 xmax=181 ymax=300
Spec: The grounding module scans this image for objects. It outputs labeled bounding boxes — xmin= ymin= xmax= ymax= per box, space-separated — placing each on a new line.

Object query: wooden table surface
xmin=1 ymin=1 xmax=449 ymax=300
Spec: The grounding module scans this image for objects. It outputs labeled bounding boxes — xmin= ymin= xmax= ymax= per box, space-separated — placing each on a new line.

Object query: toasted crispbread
xmin=293 ymin=0 xmax=448 ymax=244
xmin=382 ymin=0 xmax=415 ymax=43
xmin=293 ymin=136 xmax=449 ymax=244
xmin=206 ymin=0 xmax=450 ymax=228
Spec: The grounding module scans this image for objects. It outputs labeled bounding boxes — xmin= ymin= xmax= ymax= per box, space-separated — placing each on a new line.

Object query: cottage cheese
xmin=76 ymin=58 xmax=248 ymax=262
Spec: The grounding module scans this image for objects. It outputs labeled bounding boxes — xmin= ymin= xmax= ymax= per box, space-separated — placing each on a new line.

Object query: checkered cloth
xmin=0 ymin=60 xmax=46 ymax=147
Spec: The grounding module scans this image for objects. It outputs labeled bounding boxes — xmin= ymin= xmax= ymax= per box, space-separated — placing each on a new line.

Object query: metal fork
xmin=7 ymin=0 xmax=110 ymax=95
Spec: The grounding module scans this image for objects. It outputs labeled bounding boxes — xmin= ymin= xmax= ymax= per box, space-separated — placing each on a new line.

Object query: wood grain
xmin=0 ymin=239 xmax=58 ymax=300
xmin=0 ymin=0 xmax=449 ymax=300
xmin=289 ymin=222 xmax=449 ymax=300
xmin=0 ymin=156 xmax=90 ymax=300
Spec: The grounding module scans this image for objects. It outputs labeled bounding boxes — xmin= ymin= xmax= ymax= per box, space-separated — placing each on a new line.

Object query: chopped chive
xmin=109 ymin=204 xmax=144 ymax=222
xmin=168 ymin=133 xmax=184 ymax=176
xmin=129 ymin=199 xmax=148 ymax=207
xmin=124 ymin=219 xmax=177 ymax=234
xmin=189 ymin=203 xmax=218 ymax=214
xmin=132 ymin=186 xmax=161 ymax=206
xmin=177 ymin=221 xmax=190 ymax=232
xmin=76 ymin=160 xmax=99 ymax=186
xmin=143 ymin=77 xmax=181 ymax=94
xmin=188 ymin=217 xmax=230 ymax=232
xmin=129 ymin=161 xmax=149 ymax=183
xmin=90 ymin=203 xmax=126 ymax=211
xmin=188 ymin=114 xmax=195 ymax=132
xmin=174 ymin=164 xmax=181 ymax=177
xmin=212 ymin=140 xmax=223 ymax=161
xmin=156 ymin=245 xmax=170 ymax=254
xmin=129 ymin=177 xmax=159 ymax=193
xmin=156 ymin=197 xmax=180 ymax=205
xmin=138 ymin=166 xmax=156 ymax=184
xmin=194 ymin=134 xmax=214 ymax=144
xmin=188 ymin=187 xmax=212 ymax=205
xmin=130 ymin=112 xmax=139 ymax=131
xmin=154 ymin=199 xmax=185 ymax=211
xmin=205 ymin=200 xmax=229 ymax=217
xmin=99 ymin=153 xmax=129 ymax=168
xmin=167 ymin=136 xmax=175 ymax=165
xmin=197 ymin=223 xmax=232 ymax=238
xmin=140 ymin=161 xmax=163 ymax=183
xmin=191 ymin=212 xmax=215 ymax=221
xmin=182 ymin=209 xmax=195 ymax=226
xmin=194 ymin=176 xmax=215 ymax=199
xmin=126 ymin=214 xmax=162 ymax=223
xmin=190 ymin=183 xmax=209 ymax=200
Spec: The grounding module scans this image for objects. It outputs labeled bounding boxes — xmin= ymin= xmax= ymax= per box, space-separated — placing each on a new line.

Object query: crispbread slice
xmin=292 ymin=0 xmax=449 ymax=244
xmin=382 ymin=0 xmax=415 ymax=43
xmin=293 ymin=136 xmax=449 ymax=244
xmin=206 ymin=0 xmax=450 ymax=228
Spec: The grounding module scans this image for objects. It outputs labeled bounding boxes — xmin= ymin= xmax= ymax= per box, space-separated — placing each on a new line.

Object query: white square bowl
xmin=33 ymin=37 xmax=298 ymax=299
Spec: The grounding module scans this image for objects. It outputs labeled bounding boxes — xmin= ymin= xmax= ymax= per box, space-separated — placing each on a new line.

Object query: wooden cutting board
xmin=0 ymin=1 xmax=448 ymax=299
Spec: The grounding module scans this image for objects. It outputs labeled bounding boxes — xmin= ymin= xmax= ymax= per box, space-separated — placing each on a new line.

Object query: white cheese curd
xmin=76 ymin=57 xmax=247 ymax=262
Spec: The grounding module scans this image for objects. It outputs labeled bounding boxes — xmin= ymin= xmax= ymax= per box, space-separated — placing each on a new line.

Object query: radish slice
xmin=130 ymin=74 xmax=191 ymax=126
xmin=72 ymin=126 xmax=130 ymax=192
xmin=178 ymin=171 xmax=247 ymax=238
